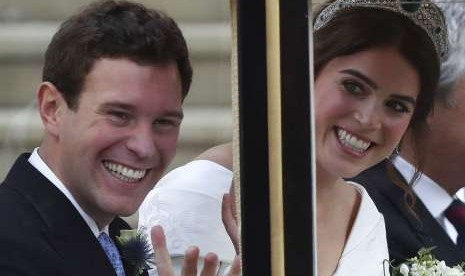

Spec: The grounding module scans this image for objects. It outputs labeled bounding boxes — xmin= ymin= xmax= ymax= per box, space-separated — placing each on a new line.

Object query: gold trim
xmin=229 ymin=0 xmax=242 ymax=260
xmin=266 ymin=0 xmax=285 ymax=275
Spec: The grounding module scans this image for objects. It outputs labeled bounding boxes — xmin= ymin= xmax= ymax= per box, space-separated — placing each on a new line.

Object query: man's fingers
xmin=151 ymin=225 xmax=236 ymax=276
xmin=200 ymin=252 xmax=219 ymax=276
xmin=151 ymin=225 xmax=174 ymax=276
xmin=181 ymin=246 xmax=200 ymax=276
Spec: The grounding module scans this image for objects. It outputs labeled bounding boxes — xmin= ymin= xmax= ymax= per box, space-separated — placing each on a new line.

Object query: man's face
xmin=425 ymin=76 xmax=465 ymax=188
xmin=52 ymin=58 xmax=183 ymax=226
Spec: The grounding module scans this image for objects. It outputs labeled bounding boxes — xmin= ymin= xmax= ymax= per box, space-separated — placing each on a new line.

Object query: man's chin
xmin=115 ymin=204 xmax=140 ymax=218
xmin=102 ymin=199 xmax=141 ymax=219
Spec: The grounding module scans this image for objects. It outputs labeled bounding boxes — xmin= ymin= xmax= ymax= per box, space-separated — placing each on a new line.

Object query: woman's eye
xmin=342 ymin=80 xmax=363 ymax=95
xmin=385 ymin=100 xmax=410 ymax=113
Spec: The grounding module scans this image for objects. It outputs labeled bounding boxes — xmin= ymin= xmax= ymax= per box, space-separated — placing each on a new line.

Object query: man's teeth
xmin=103 ymin=161 xmax=147 ymax=182
xmin=336 ymin=128 xmax=371 ymax=153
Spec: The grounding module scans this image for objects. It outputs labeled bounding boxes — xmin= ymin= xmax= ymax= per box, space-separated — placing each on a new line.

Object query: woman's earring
xmin=393 ymin=145 xmax=401 ymax=156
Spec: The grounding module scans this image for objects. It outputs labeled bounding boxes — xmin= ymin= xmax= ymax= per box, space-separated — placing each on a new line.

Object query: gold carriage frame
xmin=230 ymin=1 xmax=316 ymax=275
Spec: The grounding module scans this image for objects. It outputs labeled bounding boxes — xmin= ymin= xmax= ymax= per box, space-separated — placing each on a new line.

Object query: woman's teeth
xmin=103 ymin=161 xmax=147 ymax=182
xmin=336 ymin=128 xmax=371 ymax=153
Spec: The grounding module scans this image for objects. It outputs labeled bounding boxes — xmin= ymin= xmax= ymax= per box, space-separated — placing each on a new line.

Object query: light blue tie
xmin=98 ymin=232 xmax=126 ymax=276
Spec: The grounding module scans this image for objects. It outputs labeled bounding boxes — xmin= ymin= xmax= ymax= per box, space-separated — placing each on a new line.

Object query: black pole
xmin=280 ymin=1 xmax=314 ymax=275
xmin=237 ymin=0 xmax=271 ymax=275
xmin=236 ymin=0 xmax=314 ymax=275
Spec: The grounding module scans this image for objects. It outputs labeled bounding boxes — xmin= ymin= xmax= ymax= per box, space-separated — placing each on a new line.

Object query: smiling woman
xmin=232 ymin=0 xmax=447 ymax=275
xmin=311 ymin=0 xmax=446 ymax=275
xmin=314 ymin=46 xmax=421 ymax=276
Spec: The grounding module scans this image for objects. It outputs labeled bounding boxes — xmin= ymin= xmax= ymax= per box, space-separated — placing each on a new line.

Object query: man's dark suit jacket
xmin=0 ymin=153 xmax=147 ymax=275
xmin=352 ymin=160 xmax=465 ymax=266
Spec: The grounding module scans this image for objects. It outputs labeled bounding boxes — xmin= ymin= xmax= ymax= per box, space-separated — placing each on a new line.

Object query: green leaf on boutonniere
xmin=391 ymin=246 xmax=465 ymax=276
xmin=116 ymin=228 xmax=154 ymax=275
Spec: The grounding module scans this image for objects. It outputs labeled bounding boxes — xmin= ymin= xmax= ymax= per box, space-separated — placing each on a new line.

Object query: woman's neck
xmin=315 ymin=163 xmax=360 ymax=276
xmin=316 ymin=163 xmax=345 ymax=200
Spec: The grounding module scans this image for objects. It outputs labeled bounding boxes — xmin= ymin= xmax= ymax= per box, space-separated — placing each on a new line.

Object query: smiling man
xmin=0 ymin=1 xmax=192 ymax=275
xmin=41 ymin=58 xmax=184 ymax=230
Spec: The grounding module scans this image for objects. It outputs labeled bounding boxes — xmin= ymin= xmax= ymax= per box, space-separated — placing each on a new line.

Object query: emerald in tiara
xmin=401 ymin=0 xmax=421 ymax=12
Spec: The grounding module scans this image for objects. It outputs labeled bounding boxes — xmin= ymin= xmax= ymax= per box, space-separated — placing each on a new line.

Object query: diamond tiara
xmin=313 ymin=0 xmax=448 ymax=60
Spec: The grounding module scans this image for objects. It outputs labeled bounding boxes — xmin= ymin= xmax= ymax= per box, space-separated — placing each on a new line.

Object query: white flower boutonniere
xmin=116 ymin=228 xmax=154 ymax=275
xmin=391 ymin=247 xmax=465 ymax=276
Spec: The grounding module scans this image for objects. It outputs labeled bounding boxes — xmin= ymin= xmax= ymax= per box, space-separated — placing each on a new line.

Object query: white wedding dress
xmin=332 ymin=181 xmax=391 ymax=276
xmin=138 ymin=161 xmax=390 ymax=275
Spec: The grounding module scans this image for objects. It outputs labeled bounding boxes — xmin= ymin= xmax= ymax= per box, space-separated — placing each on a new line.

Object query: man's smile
xmin=103 ymin=160 xmax=147 ymax=182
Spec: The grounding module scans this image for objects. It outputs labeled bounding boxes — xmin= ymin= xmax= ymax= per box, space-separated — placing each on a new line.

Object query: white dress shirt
xmin=393 ymin=156 xmax=465 ymax=244
xmin=28 ymin=147 xmax=109 ymax=237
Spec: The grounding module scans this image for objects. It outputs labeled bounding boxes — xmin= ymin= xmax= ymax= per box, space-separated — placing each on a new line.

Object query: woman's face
xmin=315 ymin=46 xmax=420 ymax=179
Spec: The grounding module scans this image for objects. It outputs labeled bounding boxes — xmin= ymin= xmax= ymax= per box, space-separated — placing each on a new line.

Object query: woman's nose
xmin=353 ymin=102 xmax=382 ymax=130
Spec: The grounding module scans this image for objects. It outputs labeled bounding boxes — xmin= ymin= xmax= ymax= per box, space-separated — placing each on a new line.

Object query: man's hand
xmin=151 ymin=225 xmax=241 ymax=276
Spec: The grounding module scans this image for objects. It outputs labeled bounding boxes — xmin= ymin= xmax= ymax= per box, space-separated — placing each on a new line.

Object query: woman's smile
xmin=335 ymin=127 xmax=373 ymax=154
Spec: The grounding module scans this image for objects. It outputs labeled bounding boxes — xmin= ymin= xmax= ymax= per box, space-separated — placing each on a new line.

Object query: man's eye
xmin=385 ymin=100 xmax=411 ymax=113
xmin=108 ymin=111 xmax=130 ymax=122
xmin=154 ymin=118 xmax=180 ymax=129
xmin=342 ymin=80 xmax=363 ymax=95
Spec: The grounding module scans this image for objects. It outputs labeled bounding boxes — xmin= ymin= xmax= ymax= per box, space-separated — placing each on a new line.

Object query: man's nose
xmin=125 ymin=123 xmax=157 ymax=160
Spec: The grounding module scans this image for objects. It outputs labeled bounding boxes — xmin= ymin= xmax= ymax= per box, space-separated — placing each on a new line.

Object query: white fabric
xmin=333 ymin=182 xmax=390 ymax=276
xmin=393 ymin=156 xmax=461 ymax=243
xmin=28 ymin=147 xmax=108 ymax=237
xmin=138 ymin=159 xmax=236 ymax=264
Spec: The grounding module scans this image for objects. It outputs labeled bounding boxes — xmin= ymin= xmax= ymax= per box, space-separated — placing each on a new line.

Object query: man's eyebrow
xmin=100 ymin=101 xmax=184 ymax=119
xmin=163 ymin=110 xmax=184 ymax=120
xmin=100 ymin=101 xmax=132 ymax=108
xmin=339 ymin=69 xmax=378 ymax=90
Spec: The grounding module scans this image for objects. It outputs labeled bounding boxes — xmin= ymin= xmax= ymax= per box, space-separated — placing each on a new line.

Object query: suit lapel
xmin=369 ymin=160 xmax=460 ymax=262
xmin=366 ymin=161 xmax=428 ymax=241
xmin=4 ymin=153 xmax=117 ymax=276
xmin=378 ymin=162 xmax=453 ymax=244
xmin=413 ymin=195 xmax=462 ymax=262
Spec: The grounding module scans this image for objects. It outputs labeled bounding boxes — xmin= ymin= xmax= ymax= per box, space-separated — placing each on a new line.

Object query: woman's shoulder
xmin=195 ymin=143 xmax=232 ymax=171
xmin=343 ymin=181 xmax=387 ymax=249
xmin=346 ymin=181 xmax=380 ymax=214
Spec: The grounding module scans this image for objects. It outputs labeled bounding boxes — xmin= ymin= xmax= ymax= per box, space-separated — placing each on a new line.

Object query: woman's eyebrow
xmin=391 ymin=94 xmax=416 ymax=106
xmin=339 ymin=69 xmax=378 ymax=90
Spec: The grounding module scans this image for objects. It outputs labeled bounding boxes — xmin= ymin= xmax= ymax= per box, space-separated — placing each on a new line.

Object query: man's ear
xmin=37 ymin=82 xmax=67 ymax=137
